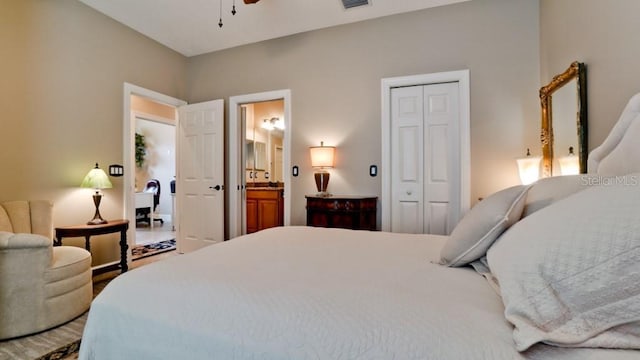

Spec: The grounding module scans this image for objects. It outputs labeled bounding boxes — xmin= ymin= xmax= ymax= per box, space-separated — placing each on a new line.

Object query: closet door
xmin=390 ymin=82 xmax=460 ymax=235
xmin=423 ymin=82 xmax=459 ymax=235
xmin=391 ymin=86 xmax=425 ymax=233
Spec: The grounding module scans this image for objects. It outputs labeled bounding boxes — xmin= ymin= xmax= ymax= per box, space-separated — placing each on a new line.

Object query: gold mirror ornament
xmin=539 ymin=61 xmax=587 ymax=177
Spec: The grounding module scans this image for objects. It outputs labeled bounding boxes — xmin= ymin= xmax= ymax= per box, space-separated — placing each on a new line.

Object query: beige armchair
xmin=0 ymin=200 xmax=92 ymax=340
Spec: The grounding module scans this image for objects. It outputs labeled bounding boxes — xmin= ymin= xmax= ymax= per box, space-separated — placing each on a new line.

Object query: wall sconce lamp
xmin=516 ymin=148 xmax=541 ymax=185
xmin=309 ymin=141 xmax=336 ymax=197
xmin=80 ymin=163 xmax=113 ymax=225
xmin=558 ymin=146 xmax=580 ymax=176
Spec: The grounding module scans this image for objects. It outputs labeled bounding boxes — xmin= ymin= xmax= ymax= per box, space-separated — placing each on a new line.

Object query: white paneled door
xmin=390 ymin=82 xmax=460 ymax=235
xmin=177 ymin=99 xmax=225 ymax=253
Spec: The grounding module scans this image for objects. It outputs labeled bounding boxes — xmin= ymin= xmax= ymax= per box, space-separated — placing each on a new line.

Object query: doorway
xmin=228 ymin=89 xmax=292 ymax=239
xmin=124 ymin=84 xmax=226 ymax=258
xmin=123 ymin=85 xmax=186 ymax=261
xmin=132 ymin=112 xmax=176 ymax=247
xmin=243 ymin=100 xmax=285 ymax=234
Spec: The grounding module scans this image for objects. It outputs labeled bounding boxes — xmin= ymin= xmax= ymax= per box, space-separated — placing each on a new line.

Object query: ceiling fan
xmin=219 ymin=0 xmax=261 ymax=27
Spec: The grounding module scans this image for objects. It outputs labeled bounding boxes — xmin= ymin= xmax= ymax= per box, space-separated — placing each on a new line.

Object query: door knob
xmin=209 ymin=185 xmax=223 ymax=191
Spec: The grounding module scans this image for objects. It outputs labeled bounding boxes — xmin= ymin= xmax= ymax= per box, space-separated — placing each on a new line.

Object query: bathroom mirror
xmin=254 ymin=141 xmax=267 ymax=171
xmin=245 ymin=140 xmax=266 ymax=171
xmin=243 ymin=101 xmax=285 ymax=184
xmin=539 ymin=61 xmax=587 ymax=177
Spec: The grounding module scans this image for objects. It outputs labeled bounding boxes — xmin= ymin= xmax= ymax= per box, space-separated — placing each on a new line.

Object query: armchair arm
xmin=0 ymin=231 xmax=52 ymax=249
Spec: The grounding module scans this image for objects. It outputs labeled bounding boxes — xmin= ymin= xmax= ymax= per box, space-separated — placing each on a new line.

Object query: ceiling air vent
xmin=342 ymin=0 xmax=369 ymax=9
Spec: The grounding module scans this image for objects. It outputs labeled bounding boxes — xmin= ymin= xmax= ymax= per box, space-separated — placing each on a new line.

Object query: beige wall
xmin=1 ymin=0 xmax=546 ymax=262
xmin=540 ymin=0 xmax=640 ymax=151
xmin=4 ymin=0 xmax=636 ymax=260
xmin=0 ymin=1 xmax=187 ymax=265
xmin=188 ymin=0 xmax=541 ymax=225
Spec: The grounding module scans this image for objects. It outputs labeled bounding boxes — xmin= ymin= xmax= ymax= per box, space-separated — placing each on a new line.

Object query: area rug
xmin=131 ymin=239 xmax=176 ymax=260
xmin=35 ymin=339 xmax=80 ymax=360
xmin=0 ymin=280 xmax=110 ymax=360
xmin=0 ymin=317 xmax=85 ymax=360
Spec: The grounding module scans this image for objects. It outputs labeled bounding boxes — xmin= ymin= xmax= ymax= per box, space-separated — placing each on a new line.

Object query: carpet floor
xmin=0 ymin=278 xmax=111 ymax=360
xmin=1 ymin=241 xmax=176 ymax=360
xmin=0 ymin=240 xmax=176 ymax=360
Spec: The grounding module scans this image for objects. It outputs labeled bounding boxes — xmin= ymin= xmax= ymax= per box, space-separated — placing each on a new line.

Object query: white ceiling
xmin=79 ymin=0 xmax=470 ymax=57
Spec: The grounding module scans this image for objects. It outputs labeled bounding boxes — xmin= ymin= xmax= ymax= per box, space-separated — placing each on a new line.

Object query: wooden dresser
xmin=246 ymin=188 xmax=284 ymax=233
xmin=305 ymin=195 xmax=377 ymax=231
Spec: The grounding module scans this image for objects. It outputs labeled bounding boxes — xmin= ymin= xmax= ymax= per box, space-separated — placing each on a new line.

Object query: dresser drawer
xmin=305 ymin=195 xmax=377 ymax=231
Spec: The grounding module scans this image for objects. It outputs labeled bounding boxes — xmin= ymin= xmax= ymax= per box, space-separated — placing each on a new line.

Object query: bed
xmin=78 ymin=94 xmax=640 ymax=359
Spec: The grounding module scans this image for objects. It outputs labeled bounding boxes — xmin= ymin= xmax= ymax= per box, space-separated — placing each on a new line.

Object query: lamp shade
xmin=309 ymin=142 xmax=335 ymax=168
xmin=558 ymin=146 xmax=580 ymax=176
xmin=516 ymin=149 xmax=541 ymax=185
xmin=81 ymin=163 xmax=113 ymax=190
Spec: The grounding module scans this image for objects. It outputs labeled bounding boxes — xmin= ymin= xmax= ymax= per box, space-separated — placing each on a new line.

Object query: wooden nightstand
xmin=54 ymin=219 xmax=129 ymax=273
xmin=305 ymin=195 xmax=377 ymax=230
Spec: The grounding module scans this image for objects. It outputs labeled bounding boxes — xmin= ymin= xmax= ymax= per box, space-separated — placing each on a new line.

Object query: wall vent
xmin=342 ymin=0 xmax=369 ymax=9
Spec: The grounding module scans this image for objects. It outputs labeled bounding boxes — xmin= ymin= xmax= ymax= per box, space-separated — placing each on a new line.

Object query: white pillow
xmin=439 ymin=185 xmax=530 ymax=267
xmin=487 ymin=174 xmax=640 ymax=351
xmin=522 ymin=174 xmax=626 ymax=217
xmin=596 ymin=114 xmax=640 ymax=175
xmin=522 ymin=174 xmax=587 ymax=217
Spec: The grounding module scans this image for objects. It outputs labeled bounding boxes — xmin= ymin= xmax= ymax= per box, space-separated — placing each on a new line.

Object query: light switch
xmin=109 ymin=164 xmax=124 ymax=177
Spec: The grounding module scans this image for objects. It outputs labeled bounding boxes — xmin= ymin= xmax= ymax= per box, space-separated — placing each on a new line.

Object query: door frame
xmin=228 ymin=89 xmax=292 ymax=239
xmin=380 ymin=70 xmax=471 ymax=232
xmin=123 ymin=83 xmax=187 ymax=263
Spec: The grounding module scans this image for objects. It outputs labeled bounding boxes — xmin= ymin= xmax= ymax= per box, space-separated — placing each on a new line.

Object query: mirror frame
xmin=539 ymin=61 xmax=587 ymax=177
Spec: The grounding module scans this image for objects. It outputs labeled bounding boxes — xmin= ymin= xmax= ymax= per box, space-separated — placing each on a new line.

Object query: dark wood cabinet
xmin=305 ymin=195 xmax=377 ymax=230
xmin=246 ymin=188 xmax=284 ymax=233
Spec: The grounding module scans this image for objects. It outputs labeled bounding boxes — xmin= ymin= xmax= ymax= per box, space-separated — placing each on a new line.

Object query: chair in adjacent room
xmin=0 ymin=200 xmax=93 ymax=340
xmin=140 ymin=179 xmax=164 ymax=225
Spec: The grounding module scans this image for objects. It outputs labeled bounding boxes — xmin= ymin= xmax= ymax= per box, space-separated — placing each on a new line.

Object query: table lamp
xmin=309 ymin=141 xmax=336 ymax=196
xmin=81 ymin=163 xmax=113 ymax=225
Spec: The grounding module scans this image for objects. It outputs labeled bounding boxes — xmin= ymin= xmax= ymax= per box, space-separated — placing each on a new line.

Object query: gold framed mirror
xmin=539 ymin=61 xmax=587 ymax=177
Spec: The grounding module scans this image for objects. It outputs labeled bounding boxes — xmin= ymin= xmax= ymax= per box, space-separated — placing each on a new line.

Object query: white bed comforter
xmin=79 ymin=226 xmax=639 ymax=359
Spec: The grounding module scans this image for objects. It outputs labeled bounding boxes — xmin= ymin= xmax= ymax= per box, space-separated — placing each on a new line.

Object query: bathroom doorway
xmin=228 ymin=89 xmax=292 ymax=239
xmin=243 ymin=100 xmax=285 ymax=234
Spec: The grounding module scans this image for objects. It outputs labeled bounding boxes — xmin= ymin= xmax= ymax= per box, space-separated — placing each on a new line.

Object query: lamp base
xmin=314 ymin=171 xmax=331 ymax=196
xmin=87 ymin=192 xmax=108 ymax=225
xmin=87 ymin=217 xmax=108 ymax=226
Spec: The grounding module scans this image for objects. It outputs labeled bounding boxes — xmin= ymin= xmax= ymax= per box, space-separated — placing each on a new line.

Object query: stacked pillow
xmin=487 ymin=174 xmax=640 ymax=350
xmin=440 ymin=174 xmax=591 ymax=268
xmin=440 ymin=174 xmax=640 ymax=350
xmin=520 ymin=174 xmax=587 ymax=217
xmin=438 ymin=184 xmax=530 ymax=267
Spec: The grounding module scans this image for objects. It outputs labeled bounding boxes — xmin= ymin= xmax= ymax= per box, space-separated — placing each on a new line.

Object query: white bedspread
xmin=79 ymin=226 xmax=639 ymax=359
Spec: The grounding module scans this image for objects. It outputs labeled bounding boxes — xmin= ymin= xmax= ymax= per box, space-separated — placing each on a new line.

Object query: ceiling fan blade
xmin=244 ymin=0 xmax=260 ymax=3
